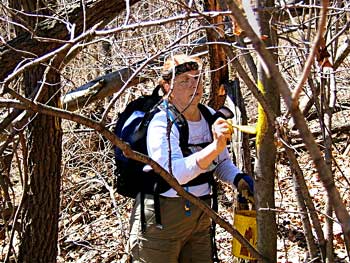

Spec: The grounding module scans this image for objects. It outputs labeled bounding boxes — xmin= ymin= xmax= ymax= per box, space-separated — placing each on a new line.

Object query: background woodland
xmin=0 ymin=0 xmax=350 ymax=262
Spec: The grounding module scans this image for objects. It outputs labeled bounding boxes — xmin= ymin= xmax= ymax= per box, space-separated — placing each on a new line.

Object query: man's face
xmin=170 ymin=70 xmax=203 ymax=109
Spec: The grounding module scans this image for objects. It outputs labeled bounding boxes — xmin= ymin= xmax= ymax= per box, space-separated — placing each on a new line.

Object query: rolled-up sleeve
xmin=214 ymin=150 xmax=242 ymax=188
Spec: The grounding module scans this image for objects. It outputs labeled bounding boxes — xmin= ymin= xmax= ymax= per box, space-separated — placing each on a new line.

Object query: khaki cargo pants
xmin=128 ymin=194 xmax=213 ymax=263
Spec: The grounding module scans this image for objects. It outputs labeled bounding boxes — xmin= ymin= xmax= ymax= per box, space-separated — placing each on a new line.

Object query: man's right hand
xmin=211 ymin=118 xmax=233 ymax=152
xmin=234 ymin=173 xmax=254 ymax=204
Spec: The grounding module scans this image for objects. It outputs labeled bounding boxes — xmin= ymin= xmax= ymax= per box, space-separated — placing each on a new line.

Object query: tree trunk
xmin=255 ymin=73 xmax=279 ymax=263
xmin=253 ymin=0 xmax=279 ymax=261
xmin=204 ymin=0 xmax=229 ymax=110
xmin=226 ymin=78 xmax=252 ymax=174
xmin=17 ymin=65 xmax=62 ymax=263
xmin=321 ymin=66 xmax=336 ymax=262
xmin=8 ymin=1 xmax=63 ymax=262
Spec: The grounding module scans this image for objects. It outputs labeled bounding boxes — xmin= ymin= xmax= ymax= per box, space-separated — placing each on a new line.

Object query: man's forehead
xmin=176 ymin=70 xmax=201 ymax=79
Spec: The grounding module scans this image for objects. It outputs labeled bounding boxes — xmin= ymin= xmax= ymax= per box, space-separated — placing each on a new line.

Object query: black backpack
xmin=114 ymin=86 xmax=190 ymax=198
xmin=115 ymin=86 xmax=159 ymax=198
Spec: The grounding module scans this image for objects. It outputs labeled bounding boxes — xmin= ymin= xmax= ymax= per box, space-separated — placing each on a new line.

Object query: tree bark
xmin=16 ymin=63 xmax=62 ymax=263
xmin=204 ymin=0 xmax=229 ymax=110
xmin=7 ymin=1 xmax=63 ymax=262
xmin=226 ymin=78 xmax=252 ymax=174
xmin=254 ymin=72 xmax=279 ymax=263
xmin=321 ymin=66 xmax=337 ymax=262
xmin=253 ymin=0 xmax=279 ymax=261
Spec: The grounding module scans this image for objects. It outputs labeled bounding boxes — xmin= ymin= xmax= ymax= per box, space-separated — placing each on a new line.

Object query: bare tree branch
xmin=291 ymin=0 xmax=329 ymax=103
xmin=0 ymin=0 xmax=141 ymax=82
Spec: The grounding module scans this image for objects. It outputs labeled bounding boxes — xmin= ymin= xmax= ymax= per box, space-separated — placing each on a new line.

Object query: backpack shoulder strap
xmin=158 ymin=100 xmax=189 ymax=150
xmin=198 ymin=103 xmax=234 ymax=126
xmin=198 ymin=103 xmax=216 ymax=126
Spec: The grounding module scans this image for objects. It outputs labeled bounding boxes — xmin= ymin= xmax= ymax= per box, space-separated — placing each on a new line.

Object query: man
xmin=128 ymin=54 xmax=254 ymax=263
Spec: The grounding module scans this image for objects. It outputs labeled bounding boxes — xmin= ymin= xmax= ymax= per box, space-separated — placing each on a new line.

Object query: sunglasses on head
xmin=162 ymin=61 xmax=199 ymax=81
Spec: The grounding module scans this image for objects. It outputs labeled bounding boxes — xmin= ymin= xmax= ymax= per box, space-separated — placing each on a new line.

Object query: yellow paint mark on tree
xmin=256 ymin=80 xmax=268 ymax=151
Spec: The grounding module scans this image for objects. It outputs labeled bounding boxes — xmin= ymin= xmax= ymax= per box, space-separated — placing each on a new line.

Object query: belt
xmin=159 ymin=194 xmax=212 ymax=200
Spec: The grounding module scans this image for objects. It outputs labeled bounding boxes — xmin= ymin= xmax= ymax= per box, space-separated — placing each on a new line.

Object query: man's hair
xmin=160 ymin=54 xmax=202 ymax=83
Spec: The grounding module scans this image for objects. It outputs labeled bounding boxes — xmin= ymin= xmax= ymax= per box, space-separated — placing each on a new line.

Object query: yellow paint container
xmin=232 ymin=210 xmax=257 ymax=260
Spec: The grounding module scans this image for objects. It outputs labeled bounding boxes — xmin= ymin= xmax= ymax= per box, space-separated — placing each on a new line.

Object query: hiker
xmin=128 ymin=54 xmax=254 ymax=263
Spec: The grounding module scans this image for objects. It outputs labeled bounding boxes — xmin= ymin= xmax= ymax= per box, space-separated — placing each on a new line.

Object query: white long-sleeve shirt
xmin=146 ymin=105 xmax=241 ymax=197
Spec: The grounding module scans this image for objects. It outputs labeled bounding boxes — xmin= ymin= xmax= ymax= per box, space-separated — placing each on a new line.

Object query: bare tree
xmin=252 ymin=0 xmax=280 ymax=261
xmin=5 ymin=1 xmax=63 ymax=262
xmin=1 ymin=0 xmax=350 ymax=262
